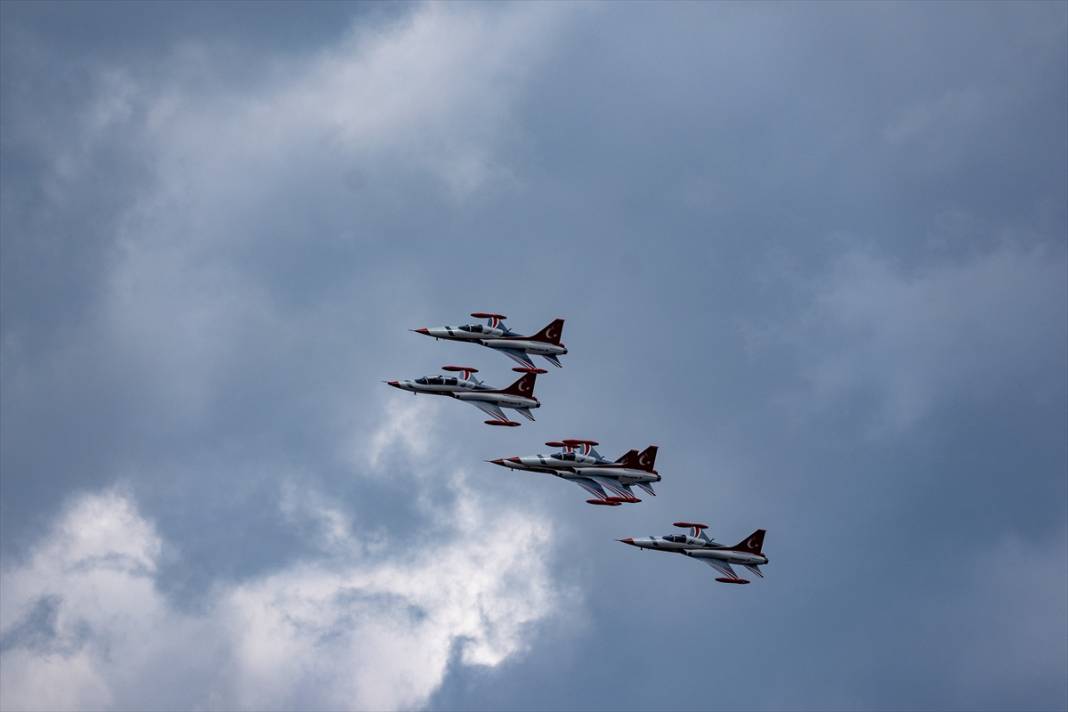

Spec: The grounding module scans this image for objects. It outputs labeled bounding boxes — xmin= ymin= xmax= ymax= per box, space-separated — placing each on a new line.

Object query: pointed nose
xmin=386 ymin=380 xmax=400 ymax=388
xmin=617 ymin=538 xmax=636 ymax=546
xmin=411 ymin=328 xmax=430 ymax=335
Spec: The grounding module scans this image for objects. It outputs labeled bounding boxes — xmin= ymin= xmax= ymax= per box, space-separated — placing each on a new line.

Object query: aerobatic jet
xmin=488 ymin=440 xmax=660 ymax=505
xmin=386 ymin=365 xmax=544 ymax=426
xmin=618 ymin=522 xmax=768 ymax=584
xmin=411 ymin=312 xmax=567 ymax=369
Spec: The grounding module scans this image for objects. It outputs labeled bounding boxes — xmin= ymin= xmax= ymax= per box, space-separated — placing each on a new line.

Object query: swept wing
xmin=469 ymin=400 xmax=511 ymax=424
xmin=571 ymin=477 xmax=609 ymax=500
xmin=697 ymin=557 xmax=742 ymax=581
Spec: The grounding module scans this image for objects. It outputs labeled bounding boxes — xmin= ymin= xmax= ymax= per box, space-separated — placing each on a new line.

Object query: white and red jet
xmin=386 ymin=365 xmax=545 ymax=426
xmin=488 ymin=439 xmax=661 ymax=505
xmin=412 ymin=312 xmax=567 ymax=369
xmin=618 ymin=522 xmax=768 ymax=584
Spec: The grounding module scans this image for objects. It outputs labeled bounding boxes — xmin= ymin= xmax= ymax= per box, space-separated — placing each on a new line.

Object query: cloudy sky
xmin=1 ymin=2 xmax=1065 ymax=710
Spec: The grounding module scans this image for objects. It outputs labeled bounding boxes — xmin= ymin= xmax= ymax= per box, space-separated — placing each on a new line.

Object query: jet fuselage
xmin=386 ymin=378 xmax=487 ymax=395
xmin=479 ymin=338 xmax=567 ymax=358
xmin=619 ymin=537 xmax=769 ymax=566
xmin=453 ymin=390 xmax=539 ymax=411
xmin=490 ymin=458 xmax=660 ymax=485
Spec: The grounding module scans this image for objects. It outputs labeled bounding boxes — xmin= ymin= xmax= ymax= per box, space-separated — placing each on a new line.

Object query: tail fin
xmin=498 ymin=372 xmax=538 ymax=398
xmin=530 ymin=318 xmax=564 ymax=345
xmin=615 ymin=449 xmax=639 ymax=464
xmin=731 ymin=529 xmax=766 ymax=554
xmin=635 ymin=445 xmax=658 ymax=472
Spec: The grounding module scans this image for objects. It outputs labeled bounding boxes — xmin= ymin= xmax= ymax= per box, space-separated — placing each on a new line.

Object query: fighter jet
xmin=618 ymin=522 xmax=768 ymax=584
xmin=488 ymin=439 xmax=661 ymax=505
xmin=411 ymin=312 xmax=567 ymax=369
xmin=385 ymin=365 xmax=544 ymax=426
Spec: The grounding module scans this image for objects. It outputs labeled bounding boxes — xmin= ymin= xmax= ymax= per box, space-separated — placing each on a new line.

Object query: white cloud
xmin=366 ymin=396 xmax=440 ymax=471
xmin=40 ymin=2 xmax=573 ymax=422
xmin=0 ymin=479 xmax=558 ymax=711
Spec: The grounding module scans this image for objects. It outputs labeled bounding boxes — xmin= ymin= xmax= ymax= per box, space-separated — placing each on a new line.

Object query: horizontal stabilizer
xmin=742 ymin=564 xmax=764 ymax=579
xmin=635 ymin=482 xmax=656 ymax=496
xmin=515 ymin=407 xmax=536 ymax=422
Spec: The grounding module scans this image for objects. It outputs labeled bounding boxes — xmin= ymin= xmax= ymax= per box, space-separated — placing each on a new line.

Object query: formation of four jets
xmin=386 ymin=312 xmax=768 ymax=585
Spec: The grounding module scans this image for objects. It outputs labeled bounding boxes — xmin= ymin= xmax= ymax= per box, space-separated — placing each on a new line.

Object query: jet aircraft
xmin=386 ymin=365 xmax=544 ymax=426
xmin=618 ymin=522 xmax=768 ymax=584
xmin=489 ymin=439 xmax=660 ymax=505
xmin=412 ymin=312 xmax=567 ymax=369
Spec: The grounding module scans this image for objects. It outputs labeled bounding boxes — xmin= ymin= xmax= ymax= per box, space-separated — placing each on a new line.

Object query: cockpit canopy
xmin=662 ymin=534 xmax=689 ymax=544
xmin=415 ymin=376 xmax=459 ymax=386
xmin=458 ymin=324 xmax=484 ymax=333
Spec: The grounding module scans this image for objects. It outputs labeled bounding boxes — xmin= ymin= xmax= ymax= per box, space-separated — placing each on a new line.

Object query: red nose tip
xmin=618 ymin=538 xmax=635 ymax=545
xmin=414 ymin=327 xmax=430 ymax=335
xmin=387 ymin=380 xmax=400 ymax=387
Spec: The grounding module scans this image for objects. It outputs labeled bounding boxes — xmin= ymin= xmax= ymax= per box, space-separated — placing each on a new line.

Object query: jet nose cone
xmin=617 ymin=538 xmax=636 ymax=546
xmin=411 ymin=327 xmax=430 ymax=335
xmin=386 ymin=380 xmax=400 ymax=388
xmin=487 ymin=459 xmax=505 ymax=466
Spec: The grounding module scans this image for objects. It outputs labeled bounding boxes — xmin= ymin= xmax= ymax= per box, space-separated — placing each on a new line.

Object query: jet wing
xmin=571 ymin=477 xmax=609 ymax=500
xmin=496 ymin=348 xmax=536 ymax=369
xmin=634 ymin=482 xmax=656 ymax=496
xmin=696 ymin=557 xmax=741 ymax=580
xmin=541 ymin=354 xmax=562 ymax=368
xmin=468 ymin=400 xmax=511 ymax=423
xmin=588 ymin=476 xmax=634 ymax=500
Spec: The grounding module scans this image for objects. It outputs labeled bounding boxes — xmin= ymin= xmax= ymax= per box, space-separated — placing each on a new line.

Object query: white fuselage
xmin=623 ymin=537 xmax=768 ymax=566
xmin=481 ymin=339 xmax=567 ymax=357
xmin=684 ymin=549 xmax=768 ymax=566
xmin=572 ymin=466 xmax=660 ymax=484
xmin=423 ymin=324 xmax=510 ymax=340
xmin=453 ymin=391 xmax=539 ymax=410
xmin=513 ymin=453 xmax=603 ymax=469
xmin=388 ymin=378 xmax=485 ymax=395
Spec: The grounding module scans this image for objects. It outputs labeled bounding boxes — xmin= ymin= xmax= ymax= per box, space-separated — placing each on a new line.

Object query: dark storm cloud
xmin=1 ymin=2 xmax=1065 ymax=710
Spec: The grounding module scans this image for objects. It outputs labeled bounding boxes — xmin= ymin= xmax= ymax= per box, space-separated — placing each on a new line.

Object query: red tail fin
xmin=731 ymin=529 xmax=766 ymax=554
xmin=530 ymin=318 xmax=564 ymax=345
xmin=615 ymin=449 xmax=639 ymax=464
xmin=498 ymin=372 xmax=538 ymax=398
xmin=635 ymin=445 xmax=658 ymax=472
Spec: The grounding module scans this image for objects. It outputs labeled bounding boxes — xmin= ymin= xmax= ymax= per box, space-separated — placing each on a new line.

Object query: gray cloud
xmin=2 ymin=1 xmax=1065 ymax=710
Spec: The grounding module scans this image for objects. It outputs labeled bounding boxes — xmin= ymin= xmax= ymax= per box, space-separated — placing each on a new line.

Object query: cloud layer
xmin=1 ymin=2 xmax=1065 ymax=710
xmin=1 ymin=473 xmax=558 ymax=711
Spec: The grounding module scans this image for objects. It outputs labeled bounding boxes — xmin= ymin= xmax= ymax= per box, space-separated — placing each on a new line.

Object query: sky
xmin=1 ymin=1 xmax=1066 ymax=710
